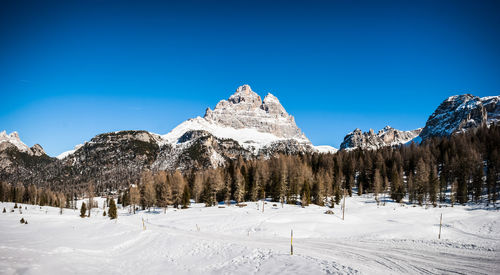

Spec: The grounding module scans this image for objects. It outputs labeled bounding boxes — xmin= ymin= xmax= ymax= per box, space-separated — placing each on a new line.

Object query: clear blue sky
xmin=1 ymin=0 xmax=499 ymax=156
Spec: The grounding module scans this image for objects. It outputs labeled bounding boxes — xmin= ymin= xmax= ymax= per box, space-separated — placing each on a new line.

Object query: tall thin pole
xmin=438 ymin=213 xmax=442 ymax=239
xmin=342 ymin=188 xmax=346 ymax=221
xmin=291 ymin=229 xmax=293 ymax=255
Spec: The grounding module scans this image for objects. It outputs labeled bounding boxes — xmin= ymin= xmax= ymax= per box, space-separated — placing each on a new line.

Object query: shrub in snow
xmin=2 ymin=207 xmax=5 ymax=213
xmin=324 ymin=210 xmax=334 ymax=215
xmin=103 ymin=211 xmax=107 ymax=216
xmin=14 ymin=203 xmax=18 ymax=208
xmin=20 ymin=218 xmax=25 ymax=224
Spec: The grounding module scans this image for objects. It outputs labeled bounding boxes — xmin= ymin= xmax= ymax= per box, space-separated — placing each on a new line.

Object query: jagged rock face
xmin=0 ymin=142 xmax=56 ymax=186
xmin=340 ymin=126 xmax=421 ymax=150
xmin=58 ymin=130 xmax=161 ymax=186
xmin=482 ymin=96 xmax=500 ymax=125
xmin=0 ymin=131 xmax=46 ymax=156
xmin=30 ymin=144 xmax=45 ymax=156
xmin=260 ymin=139 xmax=317 ymax=156
xmin=153 ymin=130 xmax=252 ymax=171
xmin=418 ymin=94 xmax=499 ymax=140
xmin=159 ymin=84 xmax=323 ymax=169
xmin=203 ymin=84 xmax=307 ymax=140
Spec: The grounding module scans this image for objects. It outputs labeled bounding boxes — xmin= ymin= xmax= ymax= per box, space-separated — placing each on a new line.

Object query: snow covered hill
xmin=1 ymin=195 xmax=498 ymax=274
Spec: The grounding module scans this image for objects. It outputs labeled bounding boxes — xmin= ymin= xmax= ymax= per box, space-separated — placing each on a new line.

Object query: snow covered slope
xmin=56 ymin=144 xmax=84 ymax=160
xmin=1 ymin=195 xmax=498 ymax=274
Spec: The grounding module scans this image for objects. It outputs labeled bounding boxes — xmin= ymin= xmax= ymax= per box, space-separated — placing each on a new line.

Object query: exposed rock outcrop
xmin=418 ymin=94 xmax=499 ymax=140
xmin=340 ymin=126 xmax=421 ymax=150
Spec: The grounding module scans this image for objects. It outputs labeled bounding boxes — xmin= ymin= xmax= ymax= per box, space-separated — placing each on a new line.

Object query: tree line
xmin=2 ymin=125 xmax=499 ymax=211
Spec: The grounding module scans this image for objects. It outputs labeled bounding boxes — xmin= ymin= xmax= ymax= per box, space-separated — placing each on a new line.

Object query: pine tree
xmin=415 ymin=159 xmax=429 ymax=205
xmin=108 ymin=198 xmax=117 ymax=219
xmin=390 ymin=165 xmax=404 ymax=203
xmin=80 ymin=202 xmax=87 ymax=218
xmin=181 ymin=184 xmax=191 ymax=209
xmin=373 ymin=169 xmax=382 ymax=204
xmin=428 ymin=166 xmax=439 ymax=206
xmin=301 ymin=181 xmax=311 ymax=206
xmin=87 ymin=183 xmax=94 ymax=217
xmin=472 ymin=165 xmax=484 ymax=203
xmin=129 ymin=185 xmax=140 ymax=214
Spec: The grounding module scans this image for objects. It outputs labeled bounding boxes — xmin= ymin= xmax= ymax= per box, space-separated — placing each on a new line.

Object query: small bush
xmin=103 ymin=211 xmax=107 ymax=216
xmin=14 ymin=203 xmax=18 ymax=208
xmin=324 ymin=210 xmax=334 ymax=215
xmin=25 ymin=220 xmax=28 ymax=224
xmin=20 ymin=218 xmax=25 ymax=224
xmin=2 ymin=207 xmax=5 ymax=213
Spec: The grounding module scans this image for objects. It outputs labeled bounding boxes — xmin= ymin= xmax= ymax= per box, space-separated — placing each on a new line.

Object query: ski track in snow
xmin=0 ymin=197 xmax=499 ymax=275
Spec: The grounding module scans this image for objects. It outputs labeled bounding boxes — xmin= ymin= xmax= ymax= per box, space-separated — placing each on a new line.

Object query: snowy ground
xmin=0 ymin=196 xmax=499 ymax=274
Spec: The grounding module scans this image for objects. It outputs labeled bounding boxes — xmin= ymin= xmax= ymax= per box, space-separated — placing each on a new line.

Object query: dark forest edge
xmin=1 ymin=125 xmax=499 ymax=211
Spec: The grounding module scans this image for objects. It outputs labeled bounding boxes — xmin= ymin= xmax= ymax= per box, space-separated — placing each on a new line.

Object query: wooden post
xmin=290 ymin=229 xmax=293 ymax=255
xmin=342 ymin=188 xmax=346 ymax=221
xmin=438 ymin=213 xmax=442 ymax=239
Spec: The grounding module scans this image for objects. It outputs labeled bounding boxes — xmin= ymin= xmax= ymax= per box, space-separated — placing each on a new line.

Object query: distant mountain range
xmin=0 ymin=85 xmax=498 ymax=188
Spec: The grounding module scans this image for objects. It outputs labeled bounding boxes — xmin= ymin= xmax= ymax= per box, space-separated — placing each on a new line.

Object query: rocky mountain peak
xmin=340 ymin=126 xmax=421 ymax=150
xmin=201 ymin=85 xmax=307 ymax=141
xmin=0 ymin=130 xmax=30 ymax=153
xmin=262 ymin=93 xmax=288 ymax=117
xmin=418 ymin=94 xmax=488 ymax=140
xmin=30 ymin=144 xmax=46 ymax=156
xmin=227 ymin=84 xmax=262 ymax=108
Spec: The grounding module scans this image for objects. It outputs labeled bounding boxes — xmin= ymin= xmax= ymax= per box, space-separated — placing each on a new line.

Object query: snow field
xmin=0 ymin=195 xmax=499 ymax=274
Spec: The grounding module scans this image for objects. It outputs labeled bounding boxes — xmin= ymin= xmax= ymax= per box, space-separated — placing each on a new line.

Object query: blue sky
xmin=1 ymin=0 xmax=499 ymax=156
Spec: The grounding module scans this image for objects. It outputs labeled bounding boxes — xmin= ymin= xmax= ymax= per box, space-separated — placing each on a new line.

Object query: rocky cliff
xmin=340 ymin=126 xmax=421 ymax=150
xmin=418 ymin=94 xmax=499 ymax=140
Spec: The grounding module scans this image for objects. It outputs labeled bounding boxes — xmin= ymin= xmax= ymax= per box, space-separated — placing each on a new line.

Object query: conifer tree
xmin=80 ymin=202 xmax=87 ymax=218
xmin=301 ymin=181 xmax=311 ymax=206
xmin=373 ymin=169 xmax=382 ymax=204
xmin=108 ymin=198 xmax=117 ymax=219
xmin=129 ymin=185 xmax=140 ymax=214
xmin=428 ymin=166 xmax=439 ymax=206
xmin=181 ymin=184 xmax=191 ymax=209
xmin=472 ymin=165 xmax=484 ymax=203
xmin=415 ymin=159 xmax=428 ymax=205
xmin=87 ymin=183 xmax=94 ymax=217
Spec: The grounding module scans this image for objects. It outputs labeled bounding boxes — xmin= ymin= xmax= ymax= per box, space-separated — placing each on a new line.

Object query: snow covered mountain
xmin=418 ymin=94 xmax=500 ymax=140
xmin=339 ymin=93 xmax=499 ymax=150
xmin=0 ymin=131 xmax=45 ymax=156
xmin=339 ymin=126 xmax=421 ymax=151
xmin=153 ymin=84 xmax=332 ymax=170
xmin=161 ymin=84 xmax=311 ymax=152
xmin=0 ymin=85 xmax=334 ymax=186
